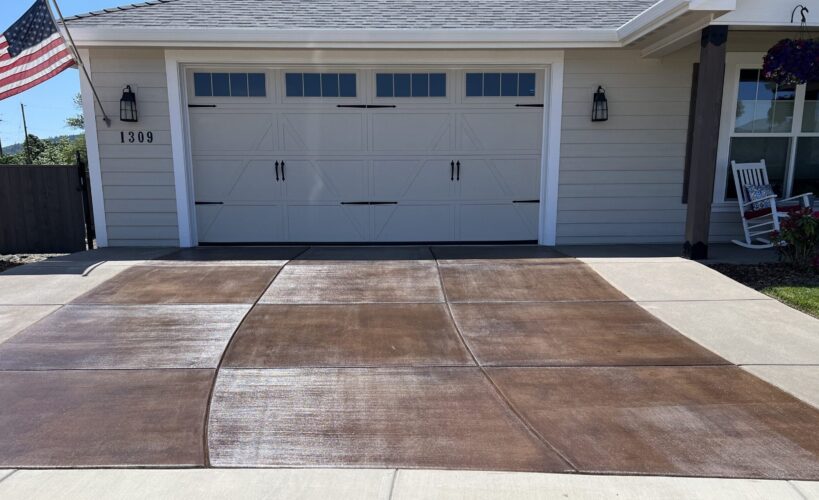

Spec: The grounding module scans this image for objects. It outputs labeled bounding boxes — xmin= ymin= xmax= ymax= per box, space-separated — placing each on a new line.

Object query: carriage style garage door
xmin=186 ymin=67 xmax=546 ymax=243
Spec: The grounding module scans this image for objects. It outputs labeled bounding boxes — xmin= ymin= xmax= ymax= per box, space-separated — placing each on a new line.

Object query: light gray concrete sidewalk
xmin=0 ymin=248 xmax=175 ymax=338
xmin=571 ymin=253 xmax=819 ymax=409
xmin=0 ymin=469 xmax=817 ymax=500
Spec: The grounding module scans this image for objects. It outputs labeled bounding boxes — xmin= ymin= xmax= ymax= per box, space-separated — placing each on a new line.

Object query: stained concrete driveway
xmin=0 ymin=246 xmax=818 ymax=480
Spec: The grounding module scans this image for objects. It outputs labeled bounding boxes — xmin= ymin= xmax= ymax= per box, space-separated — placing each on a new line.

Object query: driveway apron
xmin=0 ymin=245 xmax=818 ymax=478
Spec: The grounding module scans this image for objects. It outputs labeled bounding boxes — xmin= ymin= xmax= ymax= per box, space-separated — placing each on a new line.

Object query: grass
xmin=762 ymin=285 xmax=819 ymax=318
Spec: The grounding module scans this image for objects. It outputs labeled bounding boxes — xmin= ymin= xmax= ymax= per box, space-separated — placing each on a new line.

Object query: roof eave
xmin=618 ymin=0 xmax=735 ymax=45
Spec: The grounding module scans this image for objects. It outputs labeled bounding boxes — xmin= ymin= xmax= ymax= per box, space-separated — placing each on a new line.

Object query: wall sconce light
xmin=120 ymin=85 xmax=138 ymax=122
xmin=592 ymin=86 xmax=608 ymax=122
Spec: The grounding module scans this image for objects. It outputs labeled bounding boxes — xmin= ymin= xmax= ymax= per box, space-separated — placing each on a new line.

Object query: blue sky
xmin=0 ymin=0 xmax=123 ymax=148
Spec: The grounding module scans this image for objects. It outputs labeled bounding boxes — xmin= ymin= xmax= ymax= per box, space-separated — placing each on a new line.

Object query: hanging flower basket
xmin=762 ymin=38 xmax=819 ymax=86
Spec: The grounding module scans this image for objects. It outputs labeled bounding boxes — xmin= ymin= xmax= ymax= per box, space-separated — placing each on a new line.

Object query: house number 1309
xmin=120 ymin=131 xmax=154 ymax=143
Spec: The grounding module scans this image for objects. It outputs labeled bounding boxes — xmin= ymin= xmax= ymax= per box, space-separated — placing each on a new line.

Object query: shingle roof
xmin=64 ymin=0 xmax=659 ymax=30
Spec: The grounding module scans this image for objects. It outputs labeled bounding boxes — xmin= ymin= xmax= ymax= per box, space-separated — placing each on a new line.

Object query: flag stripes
xmin=0 ymin=1 xmax=75 ymax=101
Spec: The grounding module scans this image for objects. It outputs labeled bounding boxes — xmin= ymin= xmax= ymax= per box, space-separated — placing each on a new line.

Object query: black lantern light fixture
xmin=120 ymin=85 xmax=138 ymax=122
xmin=592 ymin=86 xmax=608 ymax=122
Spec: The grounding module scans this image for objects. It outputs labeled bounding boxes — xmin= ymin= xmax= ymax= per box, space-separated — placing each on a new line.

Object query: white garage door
xmin=187 ymin=67 xmax=545 ymax=243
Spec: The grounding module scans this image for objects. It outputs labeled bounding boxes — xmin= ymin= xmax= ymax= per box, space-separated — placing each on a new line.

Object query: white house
xmin=64 ymin=0 xmax=819 ymax=258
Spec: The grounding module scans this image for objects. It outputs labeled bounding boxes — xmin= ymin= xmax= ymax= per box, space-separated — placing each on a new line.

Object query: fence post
xmin=76 ymin=151 xmax=96 ymax=250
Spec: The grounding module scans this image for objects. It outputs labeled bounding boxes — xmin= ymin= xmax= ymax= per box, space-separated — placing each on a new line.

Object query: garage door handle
xmin=515 ymin=104 xmax=544 ymax=108
xmin=450 ymin=161 xmax=455 ymax=181
xmin=513 ymin=199 xmax=540 ymax=204
xmin=195 ymin=201 xmax=224 ymax=205
xmin=280 ymin=161 xmax=286 ymax=181
xmin=274 ymin=161 xmax=280 ymax=182
xmin=456 ymin=161 xmax=461 ymax=181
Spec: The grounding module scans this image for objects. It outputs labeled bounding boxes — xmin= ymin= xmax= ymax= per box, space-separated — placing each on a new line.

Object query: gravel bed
xmin=707 ymin=262 xmax=819 ymax=290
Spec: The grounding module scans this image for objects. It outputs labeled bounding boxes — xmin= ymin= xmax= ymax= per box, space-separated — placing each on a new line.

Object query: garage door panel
xmin=283 ymin=160 xmax=368 ymax=202
xmin=372 ymin=159 xmax=454 ymax=201
xmin=190 ymin=113 xmax=275 ymax=154
xmin=193 ymin=159 xmax=281 ymax=202
xmin=458 ymin=158 xmax=541 ymax=201
xmin=371 ymin=113 xmax=452 ymax=152
xmin=489 ymin=158 xmax=542 ymax=201
xmin=283 ymin=113 xmax=365 ymax=152
xmin=458 ymin=203 xmax=538 ymax=241
xmin=457 ymin=160 xmax=507 ymax=201
xmin=373 ymin=204 xmax=455 ymax=242
xmin=197 ymin=205 xmax=284 ymax=243
xmin=288 ymin=205 xmax=370 ymax=242
xmin=459 ymin=111 xmax=543 ymax=152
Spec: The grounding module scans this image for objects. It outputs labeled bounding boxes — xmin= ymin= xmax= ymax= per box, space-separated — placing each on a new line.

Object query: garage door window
xmin=376 ymin=73 xmax=446 ymax=98
xmin=465 ymin=72 xmax=536 ymax=97
xmin=285 ymin=73 xmax=357 ymax=97
xmin=194 ymin=72 xmax=266 ymax=97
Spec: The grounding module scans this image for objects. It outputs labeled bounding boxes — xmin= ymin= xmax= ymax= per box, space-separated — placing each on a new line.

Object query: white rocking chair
xmin=731 ymin=160 xmax=813 ymax=249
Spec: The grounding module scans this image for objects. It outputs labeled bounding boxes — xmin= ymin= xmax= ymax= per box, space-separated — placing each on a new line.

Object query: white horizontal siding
xmin=90 ymin=48 xmax=178 ymax=247
xmin=556 ymin=48 xmax=696 ymax=245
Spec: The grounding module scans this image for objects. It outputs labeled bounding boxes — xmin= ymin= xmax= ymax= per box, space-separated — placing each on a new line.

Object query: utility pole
xmin=21 ymin=103 xmax=31 ymax=164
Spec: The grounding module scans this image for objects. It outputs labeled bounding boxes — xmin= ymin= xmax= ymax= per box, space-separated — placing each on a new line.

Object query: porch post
xmin=683 ymin=25 xmax=728 ymax=260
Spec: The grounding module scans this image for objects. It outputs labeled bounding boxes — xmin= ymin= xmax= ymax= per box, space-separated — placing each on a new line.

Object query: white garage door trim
xmin=165 ymin=49 xmax=564 ymax=247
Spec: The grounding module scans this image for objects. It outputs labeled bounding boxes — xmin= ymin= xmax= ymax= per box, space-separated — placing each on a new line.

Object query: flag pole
xmin=46 ymin=0 xmax=112 ymax=126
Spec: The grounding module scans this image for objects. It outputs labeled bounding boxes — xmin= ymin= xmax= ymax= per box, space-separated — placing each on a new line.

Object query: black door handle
xmin=274 ymin=161 xmax=280 ymax=182
xmin=281 ymin=161 xmax=286 ymax=181
xmin=456 ymin=161 xmax=461 ymax=181
xmin=450 ymin=161 xmax=455 ymax=181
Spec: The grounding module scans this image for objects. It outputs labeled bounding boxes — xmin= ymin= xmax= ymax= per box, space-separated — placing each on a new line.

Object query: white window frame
xmin=714 ymin=52 xmax=819 ymax=209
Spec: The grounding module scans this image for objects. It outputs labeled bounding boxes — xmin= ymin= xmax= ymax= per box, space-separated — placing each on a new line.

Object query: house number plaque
xmin=120 ymin=131 xmax=154 ymax=144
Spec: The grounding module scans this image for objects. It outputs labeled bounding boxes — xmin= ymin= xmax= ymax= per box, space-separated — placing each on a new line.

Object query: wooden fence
xmin=0 ymin=155 xmax=95 ymax=254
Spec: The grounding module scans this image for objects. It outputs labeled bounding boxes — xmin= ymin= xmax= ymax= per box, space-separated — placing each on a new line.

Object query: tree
xmin=0 ymin=134 xmax=86 ymax=165
xmin=66 ymin=93 xmax=84 ymax=130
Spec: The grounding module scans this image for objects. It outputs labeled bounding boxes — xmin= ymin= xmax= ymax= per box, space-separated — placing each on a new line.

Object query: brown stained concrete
xmin=450 ymin=302 xmax=727 ymax=367
xmin=0 ymin=305 xmax=250 ymax=370
xmin=488 ymin=366 xmax=819 ymax=480
xmin=223 ymin=304 xmax=473 ymax=368
xmin=439 ymin=262 xmax=627 ymax=303
xmin=208 ymin=367 xmax=571 ymax=472
xmin=260 ymin=262 xmax=445 ymax=304
xmin=3 ymin=245 xmax=819 ymax=479
xmin=0 ymin=369 xmax=213 ymax=467
xmin=72 ymin=265 xmax=280 ymax=305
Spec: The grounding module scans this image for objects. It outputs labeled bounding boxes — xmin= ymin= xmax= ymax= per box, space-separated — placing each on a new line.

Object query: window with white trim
xmin=723 ymin=68 xmax=819 ymax=200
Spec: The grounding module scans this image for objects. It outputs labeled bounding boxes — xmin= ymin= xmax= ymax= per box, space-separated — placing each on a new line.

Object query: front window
xmin=724 ymin=69 xmax=819 ymax=200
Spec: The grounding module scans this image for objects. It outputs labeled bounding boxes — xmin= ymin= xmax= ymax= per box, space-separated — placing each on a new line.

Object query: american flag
xmin=0 ymin=0 xmax=75 ymax=101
